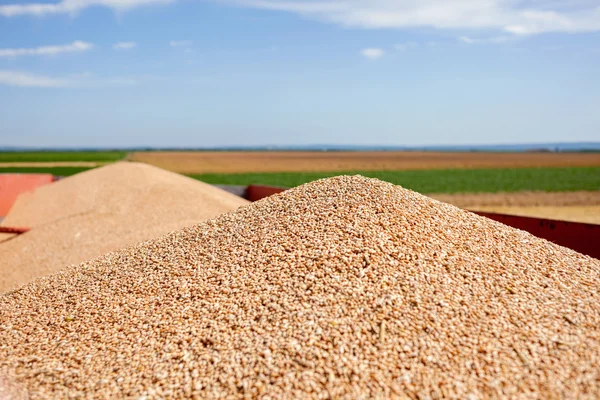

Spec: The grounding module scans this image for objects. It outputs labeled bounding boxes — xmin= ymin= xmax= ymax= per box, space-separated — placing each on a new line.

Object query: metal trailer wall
xmin=0 ymin=174 xmax=54 ymax=218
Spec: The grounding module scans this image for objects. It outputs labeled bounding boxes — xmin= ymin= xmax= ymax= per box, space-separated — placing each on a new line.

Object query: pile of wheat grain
xmin=1 ymin=175 xmax=598 ymax=398
xmin=0 ymin=162 xmax=248 ymax=293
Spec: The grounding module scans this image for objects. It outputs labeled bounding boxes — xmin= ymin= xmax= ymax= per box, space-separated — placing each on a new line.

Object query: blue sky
xmin=0 ymin=0 xmax=599 ymax=148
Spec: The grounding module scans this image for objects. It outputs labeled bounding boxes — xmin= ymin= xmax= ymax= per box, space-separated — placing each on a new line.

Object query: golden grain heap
xmin=1 ymin=176 xmax=599 ymax=399
xmin=0 ymin=162 xmax=248 ymax=293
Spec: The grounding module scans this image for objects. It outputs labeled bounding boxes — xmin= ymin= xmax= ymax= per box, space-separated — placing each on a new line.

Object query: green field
xmin=1 ymin=165 xmax=599 ymax=193
xmin=191 ymin=167 xmax=600 ymax=193
xmin=0 ymin=167 xmax=93 ymax=176
xmin=0 ymin=151 xmax=127 ymax=162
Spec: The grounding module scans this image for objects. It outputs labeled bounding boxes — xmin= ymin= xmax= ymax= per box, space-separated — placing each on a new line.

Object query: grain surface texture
xmin=1 ymin=176 xmax=598 ymax=398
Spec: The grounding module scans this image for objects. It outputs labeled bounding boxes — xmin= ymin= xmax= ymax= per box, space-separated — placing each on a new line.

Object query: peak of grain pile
xmin=0 ymin=162 xmax=248 ymax=292
xmin=1 ymin=175 xmax=599 ymax=398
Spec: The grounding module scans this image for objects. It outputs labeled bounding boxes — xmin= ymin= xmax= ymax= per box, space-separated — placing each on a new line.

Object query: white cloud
xmin=541 ymin=44 xmax=563 ymax=51
xmin=459 ymin=35 xmax=512 ymax=44
xmin=0 ymin=41 xmax=93 ymax=58
xmin=170 ymin=40 xmax=193 ymax=47
xmin=459 ymin=36 xmax=479 ymax=44
xmin=360 ymin=48 xmax=384 ymax=60
xmin=72 ymin=71 xmax=93 ymax=78
xmin=113 ymin=41 xmax=137 ymax=50
xmin=0 ymin=70 xmax=138 ymax=88
xmin=79 ymin=77 xmax=138 ymax=88
xmin=233 ymin=0 xmax=600 ymax=35
xmin=395 ymin=41 xmax=418 ymax=50
xmin=0 ymin=0 xmax=174 ymax=17
xmin=0 ymin=70 xmax=68 ymax=87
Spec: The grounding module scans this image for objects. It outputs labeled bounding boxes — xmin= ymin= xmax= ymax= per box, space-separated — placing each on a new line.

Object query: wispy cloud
xmin=79 ymin=76 xmax=138 ymax=88
xmin=233 ymin=0 xmax=600 ymax=35
xmin=0 ymin=41 xmax=93 ymax=58
xmin=395 ymin=42 xmax=418 ymax=50
xmin=360 ymin=48 xmax=384 ymax=60
xmin=113 ymin=41 xmax=137 ymax=50
xmin=0 ymin=70 xmax=138 ymax=88
xmin=459 ymin=36 xmax=512 ymax=44
xmin=170 ymin=40 xmax=193 ymax=47
xmin=541 ymin=45 xmax=563 ymax=51
xmin=0 ymin=70 xmax=68 ymax=88
xmin=0 ymin=0 xmax=174 ymax=17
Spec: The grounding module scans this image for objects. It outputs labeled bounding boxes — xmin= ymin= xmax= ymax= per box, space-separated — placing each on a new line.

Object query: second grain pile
xmin=1 ymin=176 xmax=599 ymax=398
xmin=0 ymin=162 xmax=248 ymax=292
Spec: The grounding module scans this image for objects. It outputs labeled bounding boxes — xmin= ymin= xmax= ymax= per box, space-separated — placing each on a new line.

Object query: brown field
xmin=466 ymin=206 xmax=600 ymax=224
xmin=432 ymin=191 xmax=600 ymax=224
xmin=430 ymin=190 xmax=600 ymax=208
xmin=129 ymin=151 xmax=600 ymax=174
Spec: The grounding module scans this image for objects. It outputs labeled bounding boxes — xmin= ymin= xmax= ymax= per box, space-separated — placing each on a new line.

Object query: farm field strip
xmin=1 ymin=165 xmax=600 ymax=194
xmin=430 ymin=190 xmax=600 ymax=207
xmin=0 ymin=162 xmax=107 ymax=168
xmin=467 ymin=205 xmax=600 ymax=224
xmin=0 ymin=167 xmax=93 ymax=176
xmin=0 ymin=151 xmax=127 ymax=163
xmin=191 ymin=166 xmax=600 ymax=194
xmin=2 ymin=163 xmax=599 ymax=224
xmin=130 ymin=151 xmax=600 ymax=174
xmin=2 ymin=165 xmax=599 ymax=194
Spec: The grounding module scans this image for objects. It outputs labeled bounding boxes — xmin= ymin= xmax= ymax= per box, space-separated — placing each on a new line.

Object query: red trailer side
xmin=0 ymin=174 xmax=54 ymax=217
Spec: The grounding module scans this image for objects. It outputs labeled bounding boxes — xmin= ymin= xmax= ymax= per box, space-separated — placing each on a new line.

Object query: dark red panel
xmin=246 ymin=185 xmax=287 ymax=202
